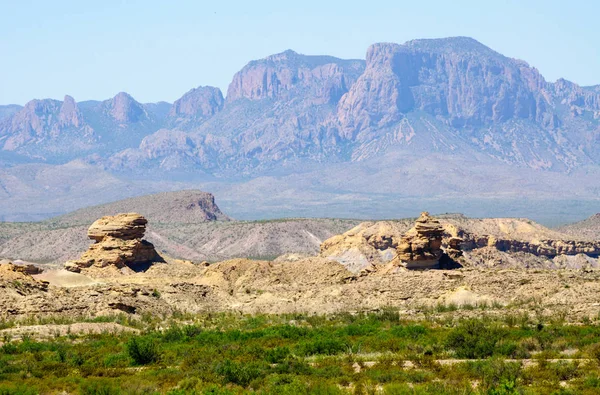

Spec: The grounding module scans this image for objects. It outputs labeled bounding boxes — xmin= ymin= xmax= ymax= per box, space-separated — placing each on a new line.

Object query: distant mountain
xmin=109 ymin=50 xmax=365 ymax=172
xmin=106 ymin=37 xmax=600 ymax=174
xmin=0 ymin=93 xmax=168 ymax=163
xmin=0 ymin=105 xmax=22 ymax=121
xmin=1 ymin=37 xmax=600 ymax=221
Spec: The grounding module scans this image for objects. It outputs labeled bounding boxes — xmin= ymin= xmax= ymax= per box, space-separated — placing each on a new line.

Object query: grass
xmin=1 ymin=311 xmax=600 ymax=393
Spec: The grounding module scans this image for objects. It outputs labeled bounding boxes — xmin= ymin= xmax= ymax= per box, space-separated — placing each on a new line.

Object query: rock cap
xmin=87 ymin=213 xmax=147 ymax=242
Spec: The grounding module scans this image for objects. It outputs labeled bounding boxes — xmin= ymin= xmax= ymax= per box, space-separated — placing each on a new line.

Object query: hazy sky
xmin=1 ymin=0 xmax=598 ymax=105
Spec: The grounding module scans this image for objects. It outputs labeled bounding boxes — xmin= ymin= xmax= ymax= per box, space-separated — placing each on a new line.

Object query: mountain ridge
xmin=1 ymin=36 xmax=599 ymax=221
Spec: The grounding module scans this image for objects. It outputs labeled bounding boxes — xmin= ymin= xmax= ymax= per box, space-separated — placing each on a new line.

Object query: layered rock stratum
xmin=321 ymin=214 xmax=600 ymax=273
xmin=395 ymin=212 xmax=447 ymax=269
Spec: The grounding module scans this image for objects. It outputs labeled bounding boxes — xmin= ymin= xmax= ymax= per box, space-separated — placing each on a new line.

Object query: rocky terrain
xmin=3 ymin=201 xmax=600 ymax=323
xmin=2 ymin=249 xmax=600 ymax=322
xmin=2 ymin=37 xmax=600 ymax=221
xmin=320 ymin=213 xmax=600 ymax=273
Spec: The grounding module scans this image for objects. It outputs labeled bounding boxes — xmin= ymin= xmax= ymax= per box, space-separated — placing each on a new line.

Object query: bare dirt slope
xmin=3 ymin=258 xmax=600 ymax=322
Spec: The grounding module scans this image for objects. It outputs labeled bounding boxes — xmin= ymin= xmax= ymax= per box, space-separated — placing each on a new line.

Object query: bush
xmin=0 ymin=343 xmax=18 ymax=355
xmin=79 ymin=379 xmax=119 ymax=395
xmin=446 ymin=320 xmax=505 ymax=359
xmin=0 ymin=385 xmax=38 ymax=395
xmin=296 ymin=336 xmax=347 ymax=356
xmin=487 ymin=379 xmax=519 ymax=395
xmin=265 ymin=346 xmax=290 ymax=363
xmin=391 ymin=324 xmax=427 ymax=339
xmin=126 ymin=336 xmax=160 ymax=365
xmin=214 ymin=359 xmax=267 ymax=387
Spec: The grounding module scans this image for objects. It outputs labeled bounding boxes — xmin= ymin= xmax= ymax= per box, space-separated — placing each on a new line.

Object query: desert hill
xmin=0 ymin=191 xmax=360 ymax=264
xmin=51 ymin=190 xmax=230 ymax=225
xmin=557 ymin=213 xmax=600 ymax=240
xmin=1 ymin=191 xmax=598 ymax=268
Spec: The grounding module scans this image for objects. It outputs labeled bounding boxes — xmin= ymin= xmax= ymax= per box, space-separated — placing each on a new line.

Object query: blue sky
xmin=1 ymin=0 xmax=598 ymax=105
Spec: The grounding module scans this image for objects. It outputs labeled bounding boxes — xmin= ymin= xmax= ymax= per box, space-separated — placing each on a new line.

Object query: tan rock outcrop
xmin=396 ymin=212 xmax=445 ymax=269
xmin=87 ymin=213 xmax=148 ymax=241
xmin=320 ymin=221 xmax=409 ymax=273
xmin=65 ymin=213 xmax=161 ymax=273
xmin=0 ymin=262 xmax=48 ymax=291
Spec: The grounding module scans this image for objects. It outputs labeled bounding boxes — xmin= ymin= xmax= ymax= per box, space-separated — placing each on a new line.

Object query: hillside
xmin=0 ymin=190 xmax=360 ymax=264
xmin=52 ymin=190 xmax=230 ymax=225
xmin=557 ymin=213 xmax=600 ymax=240
xmin=1 ymin=190 xmax=593 ymax=266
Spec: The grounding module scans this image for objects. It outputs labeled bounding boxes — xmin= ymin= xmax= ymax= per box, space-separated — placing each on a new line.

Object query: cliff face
xmin=226 ymin=50 xmax=365 ymax=105
xmin=168 ymin=86 xmax=224 ymax=128
xmin=337 ymin=38 xmax=554 ymax=139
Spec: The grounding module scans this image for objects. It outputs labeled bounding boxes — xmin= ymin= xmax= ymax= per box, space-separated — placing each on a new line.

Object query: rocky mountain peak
xmin=338 ymin=37 xmax=553 ymax=139
xmin=168 ymin=86 xmax=224 ymax=121
xmin=226 ymin=50 xmax=365 ymax=104
xmin=58 ymin=95 xmax=83 ymax=127
xmin=106 ymin=92 xmax=146 ymax=123
xmin=552 ymin=78 xmax=600 ymax=111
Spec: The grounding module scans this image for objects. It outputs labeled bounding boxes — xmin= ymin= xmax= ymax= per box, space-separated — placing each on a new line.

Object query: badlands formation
xmin=2 ymin=208 xmax=600 ymax=322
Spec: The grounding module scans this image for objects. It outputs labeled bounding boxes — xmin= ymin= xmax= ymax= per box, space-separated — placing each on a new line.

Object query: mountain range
xmin=1 ymin=37 xmax=599 ymax=222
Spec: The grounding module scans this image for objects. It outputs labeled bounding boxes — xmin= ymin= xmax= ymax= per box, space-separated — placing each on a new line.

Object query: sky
xmin=1 ymin=0 xmax=599 ymax=105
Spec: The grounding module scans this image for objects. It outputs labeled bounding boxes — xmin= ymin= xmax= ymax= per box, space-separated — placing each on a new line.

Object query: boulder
xmin=66 ymin=213 xmax=161 ymax=273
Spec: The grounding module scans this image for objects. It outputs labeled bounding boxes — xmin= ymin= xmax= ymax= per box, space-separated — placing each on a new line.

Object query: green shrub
xmin=0 ymin=385 xmax=38 ymax=395
xmin=446 ymin=320 xmax=505 ymax=358
xmin=487 ymin=379 xmax=519 ymax=395
xmin=79 ymin=379 xmax=119 ymax=395
xmin=214 ymin=359 xmax=267 ymax=387
xmin=0 ymin=343 xmax=18 ymax=355
xmin=126 ymin=336 xmax=160 ymax=365
xmin=265 ymin=346 xmax=290 ymax=363
xmin=391 ymin=324 xmax=427 ymax=339
xmin=296 ymin=336 xmax=347 ymax=356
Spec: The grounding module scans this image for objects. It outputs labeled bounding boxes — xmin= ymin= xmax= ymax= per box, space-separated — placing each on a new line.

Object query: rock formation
xmin=0 ymin=261 xmax=48 ymax=292
xmin=320 ymin=221 xmax=409 ymax=273
xmin=106 ymin=92 xmax=146 ymax=123
xmin=65 ymin=213 xmax=161 ymax=273
xmin=396 ymin=212 xmax=446 ymax=269
xmin=168 ymin=86 xmax=224 ymax=123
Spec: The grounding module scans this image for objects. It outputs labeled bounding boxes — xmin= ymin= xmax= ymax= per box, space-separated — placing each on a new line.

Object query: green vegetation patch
xmin=1 ymin=311 xmax=600 ymax=394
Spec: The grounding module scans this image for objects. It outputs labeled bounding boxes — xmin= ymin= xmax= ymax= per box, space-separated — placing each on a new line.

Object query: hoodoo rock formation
xmin=395 ymin=212 xmax=447 ymax=269
xmin=65 ymin=213 xmax=161 ymax=273
xmin=320 ymin=213 xmax=465 ymax=273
